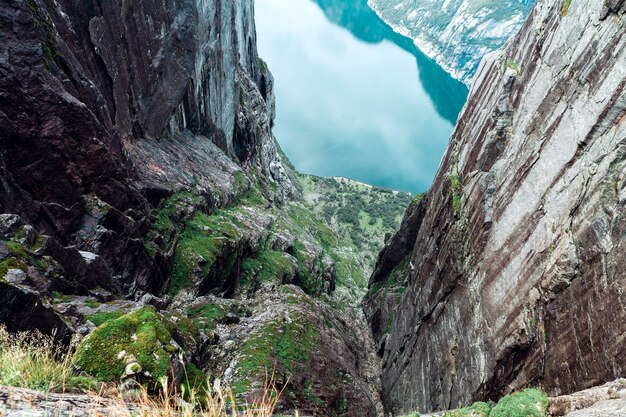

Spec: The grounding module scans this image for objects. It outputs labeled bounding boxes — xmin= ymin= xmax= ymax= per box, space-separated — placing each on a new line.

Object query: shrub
xmin=490 ymin=388 xmax=548 ymax=417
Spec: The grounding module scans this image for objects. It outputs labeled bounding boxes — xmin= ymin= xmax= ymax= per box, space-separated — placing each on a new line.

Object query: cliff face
xmin=0 ymin=0 xmax=291 ymax=294
xmin=368 ymin=0 xmax=535 ymax=84
xmin=0 ymin=2 xmax=383 ymax=414
xmin=366 ymin=0 xmax=626 ymax=414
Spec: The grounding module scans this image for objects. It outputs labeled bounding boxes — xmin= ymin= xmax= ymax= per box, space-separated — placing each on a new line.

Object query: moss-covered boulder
xmin=72 ymin=307 xmax=176 ymax=382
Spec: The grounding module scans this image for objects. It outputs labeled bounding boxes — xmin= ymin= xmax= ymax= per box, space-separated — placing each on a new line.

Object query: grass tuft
xmin=0 ymin=325 xmax=98 ymax=393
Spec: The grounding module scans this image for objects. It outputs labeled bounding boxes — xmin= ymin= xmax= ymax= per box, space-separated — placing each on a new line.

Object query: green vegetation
xmin=187 ymin=303 xmax=228 ymax=331
xmin=402 ymin=388 xmax=548 ymax=417
xmin=490 ymin=388 xmax=548 ymax=417
xmin=2 ymin=240 xmax=48 ymax=274
xmin=73 ymin=307 xmax=172 ymax=382
xmin=0 ymin=326 xmax=98 ymax=393
xmin=562 ymin=0 xmax=571 ymax=16
xmin=443 ymin=401 xmax=491 ymax=417
xmin=297 ymin=174 xmax=412 ymax=298
xmin=85 ymin=310 xmax=124 ymax=326
xmin=257 ymin=57 xmax=269 ymax=73
xmin=26 ymin=0 xmax=61 ymax=67
xmin=233 ymin=312 xmax=319 ymax=395
xmin=241 ymin=249 xmax=296 ymax=290
xmin=51 ymin=291 xmax=75 ymax=303
xmin=450 ymin=173 xmax=462 ymax=216
xmin=502 ymin=58 xmax=520 ymax=75
xmin=303 ymin=380 xmax=326 ymax=407
xmin=169 ymin=209 xmax=246 ymax=295
xmin=149 ymin=182 xmax=272 ymax=296
xmin=0 ymin=257 xmax=28 ymax=279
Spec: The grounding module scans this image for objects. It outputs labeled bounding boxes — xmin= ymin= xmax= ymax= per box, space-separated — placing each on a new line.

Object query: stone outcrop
xmin=367 ymin=0 xmax=626 ymax=414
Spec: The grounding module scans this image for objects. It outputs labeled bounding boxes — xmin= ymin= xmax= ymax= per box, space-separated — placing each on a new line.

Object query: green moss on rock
xmin=232 ymin=312 xmax=319 ymax=395
xmin=73 ymin=307 xmax=172 ymax=382
xmin=187 ymin=303 xmax=228 ymax=331
xmin=241 ymin=249 xmax=296 ymax=289
xmin=443 ymin=401 xmax=491 ymax=417
xmin=490 ymin=388 xmax=548 ymax=417
xmin=85 ymin=311 xmax=124 ymax=327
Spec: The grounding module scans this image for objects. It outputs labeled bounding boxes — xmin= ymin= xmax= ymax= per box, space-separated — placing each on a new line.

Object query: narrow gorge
xmin=0 ymin=0 xmax=625 ymax=416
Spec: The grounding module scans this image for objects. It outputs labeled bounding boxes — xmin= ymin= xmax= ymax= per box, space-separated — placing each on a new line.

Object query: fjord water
xmin=255 ymin=0 xmax=468 ymax=193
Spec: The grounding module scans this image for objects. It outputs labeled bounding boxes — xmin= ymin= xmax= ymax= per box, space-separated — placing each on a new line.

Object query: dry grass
xmin=107 ymin=375 xmax=284 ymax=417
xmin=0 ymin=325 xmax=96 ymax=393
xmin=0 ymin=325 xmax=285 ymax=416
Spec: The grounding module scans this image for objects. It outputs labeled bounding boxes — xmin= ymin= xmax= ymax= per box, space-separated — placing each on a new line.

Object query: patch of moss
xmin=83 ymin=299 xmax=99 ymax=309
xmin=241 ymin=249 xmax=295 ymax=289
xmin=145 ymin=192 xmax=203 ymax=258
xmin=73 ymin=307 xmax=172 ymax=382
xmin=0 ymin=257 xmax=29 ymax=278
xmin=450 ymin=173 xmax=463 ymax=216
xmin=85 ymin=311 xmax=124 ymax=327
xmin=303 ymin=380 xmax=326 ymax=407
xmin=288 ymin=205 xmax=338 ymax=251
xmin=4 ymin=241 xmax=47 ymax=271
xmin=292 ymin=240 xmax=323 ymax=296
xmin=169 ymin=211 xmax=242 ymax=295
xmin=51 ymin=291 xmax=75 ymax=303
xmin=233 ymin=312 xmax=319 ymax=395
xmin=187 ymin=303 xmax=228 ymax=331
xmin=490 ymin=388 xmax=548 ymax=417
xmin=443 ymin=401 xmax=492 ymax=417
xmin=26 ymin=0 xmax=61 ymax=67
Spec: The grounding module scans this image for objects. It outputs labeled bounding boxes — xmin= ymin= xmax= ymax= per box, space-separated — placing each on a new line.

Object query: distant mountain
xmin=368 ymin=0 xmax=535 ymax=85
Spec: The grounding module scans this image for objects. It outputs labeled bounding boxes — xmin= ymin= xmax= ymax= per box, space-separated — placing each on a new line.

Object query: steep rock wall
xmin=0 ymin=0 xmax=291 ymax=294
xmin=366 ymin=0 xmax=626 ymax=414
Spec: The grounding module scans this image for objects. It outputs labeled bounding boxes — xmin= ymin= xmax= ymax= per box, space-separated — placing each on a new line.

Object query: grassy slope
xmin=298 ymin=174 xmax=413 ymax=278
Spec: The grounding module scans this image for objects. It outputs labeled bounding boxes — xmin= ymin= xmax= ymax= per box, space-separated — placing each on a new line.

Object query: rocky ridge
xmin=366 ymin=0 xmax=626 ymax=414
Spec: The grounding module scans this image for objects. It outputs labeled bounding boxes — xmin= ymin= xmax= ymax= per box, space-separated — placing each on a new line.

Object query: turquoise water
xmin=255 ymin=0 xmax=468 ymax=193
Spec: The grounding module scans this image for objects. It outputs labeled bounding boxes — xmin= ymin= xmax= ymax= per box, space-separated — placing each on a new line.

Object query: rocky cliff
xmin=0 ymin=0 xmax=293 ymax=296
xmin=366 ymin=0 xmax=626 ymax=414
xmin=368 ymin=0 xmax=535 ymax=84
xmin=0 ymin=1 xmax=388 ymax=415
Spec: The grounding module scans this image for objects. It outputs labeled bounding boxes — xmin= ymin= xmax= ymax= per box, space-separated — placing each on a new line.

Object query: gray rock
xmin=0 ymin=241 xmax=9 ymax=260
xmin=5 ymin=269 xmax=27 ymax=285
xmin=19 ymin=225 xmax=36 ymax=246
xmin=0 ymin=214 xmax=22 ymax=239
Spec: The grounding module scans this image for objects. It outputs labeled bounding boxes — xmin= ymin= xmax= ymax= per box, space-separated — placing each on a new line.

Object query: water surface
xmin=255 ymin=0 xmax=468 ymax=193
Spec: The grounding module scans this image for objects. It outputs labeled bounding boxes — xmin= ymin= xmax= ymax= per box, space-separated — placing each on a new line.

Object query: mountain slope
xmin=366 ymin=0 xmax=626 ymax=414
xmin=368 ymin=0 xmax=535 ymax=84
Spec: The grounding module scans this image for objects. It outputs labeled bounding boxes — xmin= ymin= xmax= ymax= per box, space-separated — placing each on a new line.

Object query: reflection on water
xmin=255 ymin=0 xmax=469 ymax=193
xmin=313 ymin=0 xmax=468 ymax=124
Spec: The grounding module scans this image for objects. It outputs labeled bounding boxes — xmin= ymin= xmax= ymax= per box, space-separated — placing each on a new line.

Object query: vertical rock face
xmin=367 ymin=0 xmax=626 ymax=414
xmin=367 ymin=0 xmax=535 ymax=84
xmin=0 ymin=0 xmax=291 ymax=294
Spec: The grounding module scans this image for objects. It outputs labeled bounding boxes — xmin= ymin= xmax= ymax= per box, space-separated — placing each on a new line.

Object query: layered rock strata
xmin=366 ymin=0 xmax=626 ymax=413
